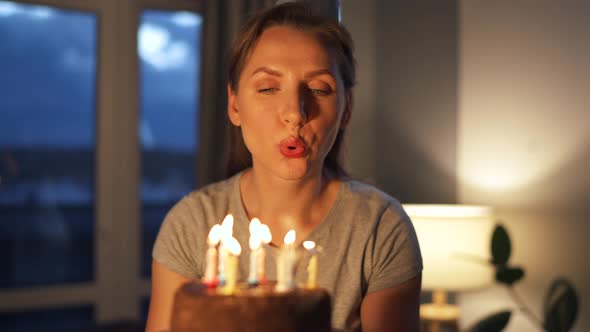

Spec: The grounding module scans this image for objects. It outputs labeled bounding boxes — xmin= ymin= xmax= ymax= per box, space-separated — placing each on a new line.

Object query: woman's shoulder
xmin=167 ymin=174 xmax=240 ymax=224
xmin=181 ymin=174 xmax=238 ymax=205
xmin=342 ymin=178 xmax=403 ymax=212
xmin=326 ymin=178 xmax=409 ymax=235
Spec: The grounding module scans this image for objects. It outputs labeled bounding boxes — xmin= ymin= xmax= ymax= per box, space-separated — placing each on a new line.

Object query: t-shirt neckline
xmin=230 ymin=170 xmax=346 ymax=251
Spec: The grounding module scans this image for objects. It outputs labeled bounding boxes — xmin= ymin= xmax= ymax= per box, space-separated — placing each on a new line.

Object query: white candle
xmin=303 ymin=241 xmax=318 ymax=289
xmin=257 ymin=224 xmax=272 ymax=284
xmin=218 ymin=214 xmax=234 ymax=285
xmin=248 ymin=218 xmax=262 ymax=285
xmin=257 ymin=245 xmax=266 ymax=283
xmin=276 ymin=230 xmax=296 ymax=292
xmin=203 ymin=224 xmax=221 ymax=287
xmin=222 ymin=237 xmax=241 ymax=295
xmin=248 ymin=236 xmax=261 ymax=285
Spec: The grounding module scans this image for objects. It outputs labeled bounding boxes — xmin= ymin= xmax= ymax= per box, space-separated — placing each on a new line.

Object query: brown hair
xmin=225 ymin=2 xmax=356 ymax=178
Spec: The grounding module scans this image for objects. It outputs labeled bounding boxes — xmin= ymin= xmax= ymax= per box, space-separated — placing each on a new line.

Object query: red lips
xmin=279 ymin=136 xmax=306 ymax=158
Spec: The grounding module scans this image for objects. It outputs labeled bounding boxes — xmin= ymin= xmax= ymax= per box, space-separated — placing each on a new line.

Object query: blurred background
xmin=0 ymin=0 xmax=588 ymax=331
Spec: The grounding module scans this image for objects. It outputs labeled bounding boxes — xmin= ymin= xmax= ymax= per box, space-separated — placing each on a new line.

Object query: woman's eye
xmin=310 ymin=88 xmax=331 ymax=96
xmin=257 ymin=87 xmax=278 ymax=94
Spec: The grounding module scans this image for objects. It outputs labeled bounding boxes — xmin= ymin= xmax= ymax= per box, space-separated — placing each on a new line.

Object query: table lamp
xmin=402 ymin=204 xmax=494 ymax=332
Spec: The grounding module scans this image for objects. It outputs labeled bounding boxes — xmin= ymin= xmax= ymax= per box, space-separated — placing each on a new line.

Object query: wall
xmin=372 ymin=1 xmax=459 ymax=204
xmin=344 ymin=1 xmax=589 ymax=331
xmin=345 ymin=1 xmax=459 ymax=202
xmin=341 ymin=0 xmax=378 ymax=183
xmin=458 ymin=1 xmax=590 ymax=331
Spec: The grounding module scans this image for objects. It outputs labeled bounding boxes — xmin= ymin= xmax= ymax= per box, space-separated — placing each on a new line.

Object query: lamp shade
xmin=403 ymin=204 xmax=494 ymax=291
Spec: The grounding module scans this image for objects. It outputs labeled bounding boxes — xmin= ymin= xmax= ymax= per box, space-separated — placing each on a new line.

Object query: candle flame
xmin=226 ymin=237 xmax=241 ymax=256
xmin=249 ymin=218 xmax=262 ymax=236
xmin=207 ymin=224 xmax=222 ymax=245
xmin=221 ymin=214 xmax=234 ymax=242
xmin=303 ymin=241 xmax=316 ymax=250
xmin=284 ymin=229 xmax=296 ymax=245
xmin=260 ymin=224 xmax=272 ymax=244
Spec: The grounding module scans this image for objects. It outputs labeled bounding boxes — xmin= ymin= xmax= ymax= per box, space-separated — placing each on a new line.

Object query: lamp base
xmin=420 ymin=303 xmax=460 ymax=321
xmin=420 ymin=290 xmax=460 ymax=332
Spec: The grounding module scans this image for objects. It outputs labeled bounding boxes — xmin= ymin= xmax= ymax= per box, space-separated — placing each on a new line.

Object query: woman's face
xmin=228 ymin=25 xmax=350 ymax=181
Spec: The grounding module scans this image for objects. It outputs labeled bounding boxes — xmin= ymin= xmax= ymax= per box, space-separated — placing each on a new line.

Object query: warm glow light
xmin=303 ymin=241 xmax=316 ymax=250
xmin=403 ymin=205 xmax=492 ymax=219
xmin=456 ymin=0 xmax=590 ymax=225
xmin=459 ymin=157 xmax=538 ymax=192
xmin=403 ymin=204 xmax=494 ymax=291
xmin=207 ymin=224 xmax=221 ymax=246
xmin=221 ymin=214 xmax=234 ymax=241
xmin=249 ymin=236 xmax=261 ymax=250
xmin=458 ymin=59 xmax=590 ymax=194
xmin=284 ymin=230 xmax=296 ymax=245
xmin=249 ymin=218 xmax=262 ymax=236
xmin=259 ymin=224 xmax=272 ymax=244
xmin=249 ymin=218 xmax=263 ymax=250
xmin=226 ymin=237 xmax=241 ymax=256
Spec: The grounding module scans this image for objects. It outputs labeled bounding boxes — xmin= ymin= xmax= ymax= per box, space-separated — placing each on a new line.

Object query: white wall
xmin=341 ymin=0 xmax=377 ymax=183
xmin=344 ymin=1 xmax=589 ymax=331
xmin=458 ymin=1 xmax=590 ymax=331
xmin=344 ymin=1 xmax=459 ymax=203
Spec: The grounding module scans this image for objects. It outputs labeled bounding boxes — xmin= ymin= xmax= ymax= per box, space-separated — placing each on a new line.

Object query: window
xmin=0 ymin=306 xmax=94 ymax=332
xmin=0 ymin=0 xmax=97 ymax=289
xmin=139 ymin=9 xmax=202 ymax=278
xmin=0 ymin=0 xmax=204 ymax=329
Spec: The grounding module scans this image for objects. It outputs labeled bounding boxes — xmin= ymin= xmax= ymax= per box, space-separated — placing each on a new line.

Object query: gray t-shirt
xmin=153 ymin=172 xmax=422 ymax=331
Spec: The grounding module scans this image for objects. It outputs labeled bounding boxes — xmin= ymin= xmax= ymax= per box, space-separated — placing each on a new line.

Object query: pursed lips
xmin=278 ymin=136 xmax=307 ymax=158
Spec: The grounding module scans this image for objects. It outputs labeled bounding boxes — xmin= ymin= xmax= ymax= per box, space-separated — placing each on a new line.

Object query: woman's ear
xmin=227 ymin=84 xmax=241 ymax=126
xmin=340 ymin=91 xmax=353 ymax=128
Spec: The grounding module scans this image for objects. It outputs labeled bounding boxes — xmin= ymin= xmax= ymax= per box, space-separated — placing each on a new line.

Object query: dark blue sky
xmin=0 ymin=1 xmax=202 ymax=152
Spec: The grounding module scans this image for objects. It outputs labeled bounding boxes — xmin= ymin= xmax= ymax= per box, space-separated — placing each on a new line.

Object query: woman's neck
xmin=239 ymin=168 xmax=339 ymax=245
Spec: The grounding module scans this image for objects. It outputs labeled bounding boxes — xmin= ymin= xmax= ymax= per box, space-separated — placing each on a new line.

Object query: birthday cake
xmin=171 ymin=215 xmax=329 ymax=331
xmin=171 ymin=282 xmax=332 ymax=332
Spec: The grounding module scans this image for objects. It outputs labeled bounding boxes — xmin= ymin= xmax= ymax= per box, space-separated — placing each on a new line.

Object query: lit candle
xmin=248 ymin=218 xmax=262 ymax=286
xmin=222 ymin=236 xmax=241 ymax=295
xmin=218 ymin=214 xmax=234 ymax=286
xmin=303 ymin=241 xmax=318 ymax=289
xmin=203 ymin=224 xmax=222 ymax=287
xmin=276 ymin=229 xmax=296 ymax=292
xmin=257 ymin=224 xmax=272 ymax=284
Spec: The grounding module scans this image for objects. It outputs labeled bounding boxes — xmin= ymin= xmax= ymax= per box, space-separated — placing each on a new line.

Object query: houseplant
xmin=468 ymin=224 xmax=579 ymax=332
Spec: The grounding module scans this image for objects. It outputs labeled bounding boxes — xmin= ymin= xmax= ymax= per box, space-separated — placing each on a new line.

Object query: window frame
xmin=0 ymin=0 xmax=206 ymax=324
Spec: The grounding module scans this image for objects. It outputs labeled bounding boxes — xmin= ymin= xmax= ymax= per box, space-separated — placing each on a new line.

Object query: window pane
xmin=0 ymin=1 xmax=96 ymax=287
xmin=139 ymin=10 xmax=202 ymax=277
xmin=0 ymin=305 xmax=94 ymax=332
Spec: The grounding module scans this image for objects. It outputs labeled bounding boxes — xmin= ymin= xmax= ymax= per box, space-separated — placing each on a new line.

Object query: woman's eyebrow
xmin=304 ymin=68 xmax=335 ymax=80
xmin=251 ymin=66 xmax=282 ymax=77
xmin=250 ymin=67 xmax=335 ymax=80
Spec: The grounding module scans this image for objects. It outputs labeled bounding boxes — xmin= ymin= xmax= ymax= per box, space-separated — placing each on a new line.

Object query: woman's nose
xmin=280 ymin=88 xmax=308 ymax=128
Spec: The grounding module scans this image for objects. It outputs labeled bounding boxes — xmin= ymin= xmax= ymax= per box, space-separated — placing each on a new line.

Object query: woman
xmin=146 ymin=3 xmax=422 ymax=332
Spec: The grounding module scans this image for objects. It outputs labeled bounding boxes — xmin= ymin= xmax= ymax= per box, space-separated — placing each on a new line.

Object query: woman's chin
xmin=251 ymin=156 xmax=321 ymax=181
xmin=275 ymin=161 xmax=320 ymax=181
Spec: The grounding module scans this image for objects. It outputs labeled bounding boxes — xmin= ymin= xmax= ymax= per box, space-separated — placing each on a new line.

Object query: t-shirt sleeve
xmin=365 ymin=202 xmax=423 ymax=294
xmin=152 ymin=198 xmax=204 ymax=279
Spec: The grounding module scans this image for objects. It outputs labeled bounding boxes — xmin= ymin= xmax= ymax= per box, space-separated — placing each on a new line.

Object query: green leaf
xmin=495 ymin=266 xmax=525 ymax=286
xmin=491 ymin=224 xmax=511 ymax=265
xmin=544 ymin=278 xmax=578 ymax=332
xmin=468 ymin=310 xmax=512 ymax=332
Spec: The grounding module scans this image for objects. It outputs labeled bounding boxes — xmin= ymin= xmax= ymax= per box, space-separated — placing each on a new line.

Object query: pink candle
xmin=203 ymin=224 xmax=221 ymax=287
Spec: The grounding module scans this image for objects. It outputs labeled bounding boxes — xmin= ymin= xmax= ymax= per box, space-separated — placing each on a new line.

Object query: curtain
xmin=197 ymin=0 xmax=276 ymax=185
